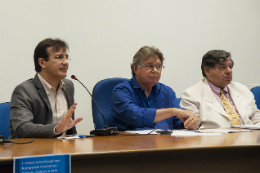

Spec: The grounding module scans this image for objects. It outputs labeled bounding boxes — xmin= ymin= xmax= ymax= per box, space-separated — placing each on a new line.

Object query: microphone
xmin=71 ymin=75 xmax=118 ymax=136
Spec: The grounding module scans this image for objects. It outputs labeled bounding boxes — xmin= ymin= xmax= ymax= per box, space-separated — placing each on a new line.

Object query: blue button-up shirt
xmin=111 ymin=77 xmax=184 ymax=131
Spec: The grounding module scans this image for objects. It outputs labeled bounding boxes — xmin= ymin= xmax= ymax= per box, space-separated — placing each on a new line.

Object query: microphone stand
xmin=71 ymin=75 xmax=118 ymax=136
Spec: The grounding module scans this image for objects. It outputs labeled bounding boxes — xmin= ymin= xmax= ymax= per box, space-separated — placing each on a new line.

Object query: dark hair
xmin=201 ymin=50 xmax=233 ymax=77
xmin=33 ymin=38 xmax=69 ymax=72
xmin=131 ymin=46 xmax=164 ymax=76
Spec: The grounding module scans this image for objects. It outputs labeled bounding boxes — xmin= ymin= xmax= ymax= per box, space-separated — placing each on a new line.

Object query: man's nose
xmin=151 ymin=67 xmax=159 ymax=72
xmin=62 ymin=57 xmax=69 ymax=64
xmin=226 ymin=67 xmax=232 ymax=73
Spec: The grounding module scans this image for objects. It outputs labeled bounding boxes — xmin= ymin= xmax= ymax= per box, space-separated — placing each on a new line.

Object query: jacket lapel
xmin=33 ymin=74 xmax=53 ymax=123
xmin=202 ymin=79 xmax=229 ymax=119
xmin=63 ymin=80 xmax=73 ymax=108
xmin=229 ymin=84 xmax=245 ymax=120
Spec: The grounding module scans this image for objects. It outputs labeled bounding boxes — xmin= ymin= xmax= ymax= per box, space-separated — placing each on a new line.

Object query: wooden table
xmin=1 ymin=130 xmax=260 ymax=173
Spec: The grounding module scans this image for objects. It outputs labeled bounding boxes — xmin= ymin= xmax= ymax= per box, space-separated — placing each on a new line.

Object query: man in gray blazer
xmin=9 ymin=38 xmax=83 ymax=138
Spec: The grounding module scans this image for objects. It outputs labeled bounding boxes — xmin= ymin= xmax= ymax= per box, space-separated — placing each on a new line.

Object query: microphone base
xmin=0 ymin=135 xmax=10 ymax=145
xmin=90 ymin=127 xmax=118 ymax=136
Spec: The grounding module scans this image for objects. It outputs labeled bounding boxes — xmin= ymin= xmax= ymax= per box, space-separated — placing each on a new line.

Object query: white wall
xmin=1 ymin=0 xmax=260 ymax=134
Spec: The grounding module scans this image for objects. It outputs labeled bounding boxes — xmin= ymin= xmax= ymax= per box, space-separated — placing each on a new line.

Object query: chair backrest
xmin=92 ymin=78 xmax=128 ymax=129
xmin=0 ymin=102 xmax=11 ymax=139
xmin=176 ymin=98 xmax=181 ymax=104
xmin=251 ymin=86 xmax=260 ymax=109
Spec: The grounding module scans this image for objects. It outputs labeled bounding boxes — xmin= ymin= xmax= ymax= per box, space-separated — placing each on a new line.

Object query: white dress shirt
xmin=38 ymin=73 xmax=68 ymax=134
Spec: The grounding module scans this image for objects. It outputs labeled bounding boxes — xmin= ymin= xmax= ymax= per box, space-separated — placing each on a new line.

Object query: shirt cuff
xmin=53 ymin=124 xmax=63 ymax=136
xmin=175 ymin=120 xmax=185 ymax=129
xmin=142 ymin=108 xmax=157 ymax=128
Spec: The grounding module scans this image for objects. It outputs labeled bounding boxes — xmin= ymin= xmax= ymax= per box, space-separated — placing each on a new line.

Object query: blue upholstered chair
xmin=0 ymin=102 xmax=11 ymax=139
xmin=251 ymin=86 xmax=260 ymax=109
xmin=176 ymin=98 xmax=181 ymax=104
xmin=92 ymin=78 xmax=128 ymax=129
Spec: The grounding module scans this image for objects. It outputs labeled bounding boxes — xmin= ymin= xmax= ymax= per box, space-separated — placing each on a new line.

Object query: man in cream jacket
xmin=180 ymin=50 xmax=260 ymax=128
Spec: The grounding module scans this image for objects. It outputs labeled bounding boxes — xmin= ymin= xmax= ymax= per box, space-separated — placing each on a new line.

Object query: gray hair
xmin=131 ymin=46 xmax=165 ymax=76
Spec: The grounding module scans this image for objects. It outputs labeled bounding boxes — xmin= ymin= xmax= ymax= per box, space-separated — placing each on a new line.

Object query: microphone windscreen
xmin=71 ymin=75 xmax=76 ymax=80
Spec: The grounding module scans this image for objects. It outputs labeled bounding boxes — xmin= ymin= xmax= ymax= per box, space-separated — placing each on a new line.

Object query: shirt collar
xmin=37 ymin=73 xmax=66 ymax=95
xmin=130 ymin=76 xmax=161 ymax=93
xmin=207 ymin=79 xmax=228 ymax=95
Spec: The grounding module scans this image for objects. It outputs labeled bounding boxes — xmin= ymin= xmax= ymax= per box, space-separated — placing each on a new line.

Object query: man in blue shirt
xmin=111 ymin=46 xmax=200 ymax=131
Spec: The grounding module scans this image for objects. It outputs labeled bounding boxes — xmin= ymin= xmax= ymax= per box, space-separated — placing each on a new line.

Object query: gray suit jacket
xmin=9 ymin=74 xmax=77 ymax=138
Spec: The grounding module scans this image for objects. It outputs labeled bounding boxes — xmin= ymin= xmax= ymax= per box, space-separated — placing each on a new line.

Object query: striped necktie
xmin=220 ymin=90 xmax=241 ymax=125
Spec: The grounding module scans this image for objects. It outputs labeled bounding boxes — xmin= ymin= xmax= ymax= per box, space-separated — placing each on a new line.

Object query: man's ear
xmin=204 ymin=66 xmax=211 ymax=77
xmin=38 ymin=58 xmax=45 ymax=69
xmin=133 ymin=64 xmax=138 ymax=75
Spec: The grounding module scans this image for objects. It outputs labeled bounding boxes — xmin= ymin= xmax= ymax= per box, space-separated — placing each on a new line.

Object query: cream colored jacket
xmin=180 ymin=79 xmax=260 ymax=128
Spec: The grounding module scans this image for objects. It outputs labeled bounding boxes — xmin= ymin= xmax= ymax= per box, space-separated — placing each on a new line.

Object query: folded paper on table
xmin=171 ymin=130 xmax=221 ymax=137
xmin=231 ymin=125 xmax=260 ymax=130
